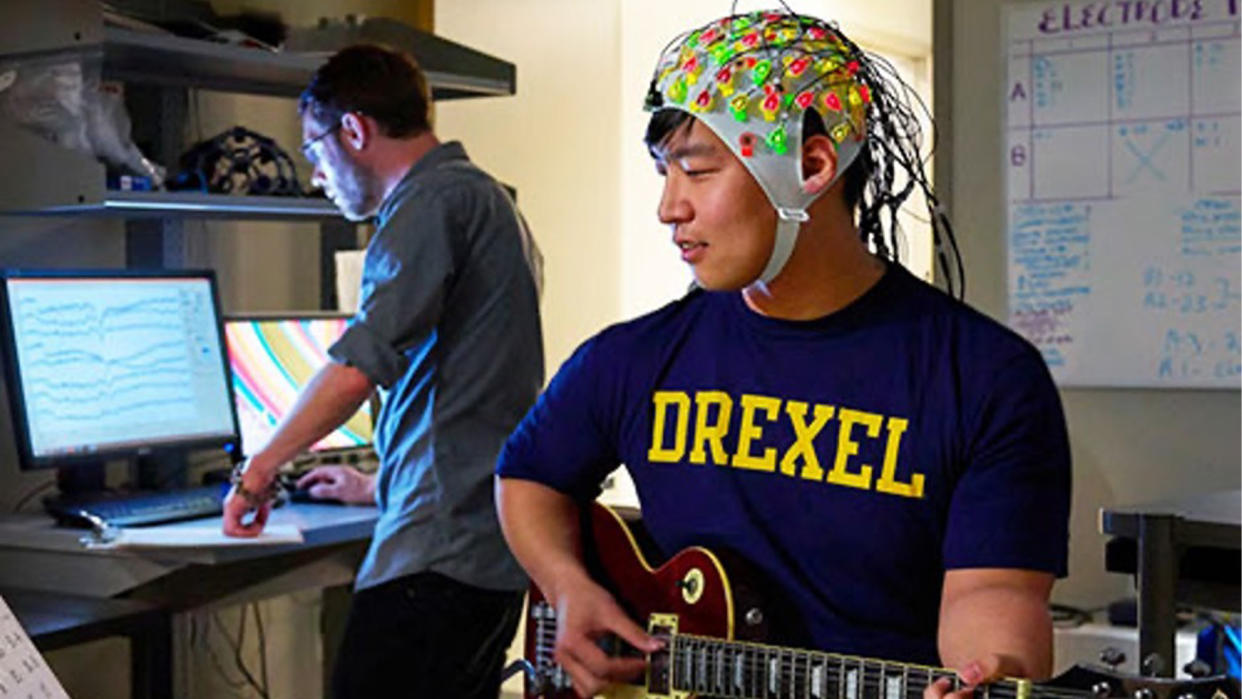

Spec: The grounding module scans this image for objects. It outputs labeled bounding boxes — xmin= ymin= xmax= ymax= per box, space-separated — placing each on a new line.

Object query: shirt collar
xmin=376 ymin=140 xmax=470 ymax=224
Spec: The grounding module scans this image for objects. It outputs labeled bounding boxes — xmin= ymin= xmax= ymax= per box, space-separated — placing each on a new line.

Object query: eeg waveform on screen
xmin=5 ymin=277 xmax=237 ymax=458
xmin=17 ymin=295 xmax=199 ymax=423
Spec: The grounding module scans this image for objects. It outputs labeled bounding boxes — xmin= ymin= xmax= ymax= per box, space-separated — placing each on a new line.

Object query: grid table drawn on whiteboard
xmin=1004 ymin=1 xmax=1241 ymax=388
xmin=0 ymin=595 xmax=69 ymax=699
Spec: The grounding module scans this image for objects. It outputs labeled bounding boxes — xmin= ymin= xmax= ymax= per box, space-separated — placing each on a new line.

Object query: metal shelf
xmin=100 ymin=28 xmax=514 ymax=100
xmin=27 ymin=191 xmax=341 ymax=221
xmin=101 ymin=27 xmax=322 ymax=98
xmin=0 ymin=17 xmax=514 ymax=101
xmin=0 ymin=1 xmax=514 ymax=223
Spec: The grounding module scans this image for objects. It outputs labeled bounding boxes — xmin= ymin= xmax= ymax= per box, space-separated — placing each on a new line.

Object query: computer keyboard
xmin=44 ymin=483 xmax=230 ymax=528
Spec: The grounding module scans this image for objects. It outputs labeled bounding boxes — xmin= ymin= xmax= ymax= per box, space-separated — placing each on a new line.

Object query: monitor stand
xmin=51 ymin=453 xmax=190 ymax=499
xmin=133 ymin=454 xmax=189 ymax=491
xmin=54 ymin=462 xmax=106 ymax=497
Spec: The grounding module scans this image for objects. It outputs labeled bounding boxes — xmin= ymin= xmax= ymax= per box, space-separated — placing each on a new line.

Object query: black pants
xmin=332 ymin=571 xmax=525 ymax=699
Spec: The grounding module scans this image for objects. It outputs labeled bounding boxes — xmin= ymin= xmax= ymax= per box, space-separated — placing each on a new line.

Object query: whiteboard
xmin=1003 ymin=1 xmax=1241 ymax=388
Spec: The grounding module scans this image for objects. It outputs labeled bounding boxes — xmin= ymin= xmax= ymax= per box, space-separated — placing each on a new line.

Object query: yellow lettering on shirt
xmin=826 ymin=408 xmax=882 ymax=490
xmin=689 ymin=391 xmax=733 ymax=465
xmin=731 ymin=394 xmax=781 ymax=472
xmin=648 ymin=391 xmax=690 ymax=463
xmin=779 ymin=401 xmax=834 ymax=480
xmin=874 ymin=416 xmax=925 ymax=499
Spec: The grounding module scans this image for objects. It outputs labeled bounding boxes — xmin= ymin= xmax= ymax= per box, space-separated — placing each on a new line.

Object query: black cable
xmin=11 ymin=479 xmax=56 ymax=513
xmin=203 ymin=614 xmax=250 ymax=694
xmin=212 ymin=609 xmax=269 ymax=698
xmin=252 ymin=602 xmax=270 ymax=698
xmin=1050 ymin=602 xmax=1096 ymax=627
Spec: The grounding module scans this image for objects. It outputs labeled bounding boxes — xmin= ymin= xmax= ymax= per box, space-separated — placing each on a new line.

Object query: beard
xmin=328 ymin=150 xmax=384 ymax=221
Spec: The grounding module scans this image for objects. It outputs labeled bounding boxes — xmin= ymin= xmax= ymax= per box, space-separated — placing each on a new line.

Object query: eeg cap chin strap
xmin=646 ymin=10 xmax=870 ymax=285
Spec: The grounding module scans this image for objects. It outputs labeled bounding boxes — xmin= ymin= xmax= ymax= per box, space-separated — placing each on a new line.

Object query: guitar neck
xmin=660 ymin=632 xmax=1046 ymax=699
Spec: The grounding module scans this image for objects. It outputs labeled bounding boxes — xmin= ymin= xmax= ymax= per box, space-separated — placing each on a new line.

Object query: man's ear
xmin=339 ymin=112 xmax=372 ymax=153
xmin=800 ymin=133 xmax=839 ymax=195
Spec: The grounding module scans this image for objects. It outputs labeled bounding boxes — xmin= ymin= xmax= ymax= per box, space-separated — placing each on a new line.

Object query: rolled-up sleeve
xmin=328 ymin=184 xmax=457 ymax=389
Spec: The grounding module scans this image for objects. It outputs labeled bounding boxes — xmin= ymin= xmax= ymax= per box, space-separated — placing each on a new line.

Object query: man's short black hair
xmin=643 ymin=108 xmax=871 ymax=211
xmin=299 ymin=44 xmax=431 ymax=138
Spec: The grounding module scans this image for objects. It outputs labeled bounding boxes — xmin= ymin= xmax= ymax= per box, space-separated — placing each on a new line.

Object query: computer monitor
xmin=223 ymin=313 xmax=374 ymax=459
xmin=0 ymin=269 xmax=240 ymax=479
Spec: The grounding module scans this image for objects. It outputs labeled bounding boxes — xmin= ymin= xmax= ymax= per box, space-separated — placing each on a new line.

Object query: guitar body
xmin=523 ymin=503 xmax=780 ymax=698
xmin=520 ymin=503 xmax=1240 ymax=699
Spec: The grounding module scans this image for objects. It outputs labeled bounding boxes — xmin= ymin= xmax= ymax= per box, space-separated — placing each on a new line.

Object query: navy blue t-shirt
xmin=498 ymin=263 xmax=1070 ymax=665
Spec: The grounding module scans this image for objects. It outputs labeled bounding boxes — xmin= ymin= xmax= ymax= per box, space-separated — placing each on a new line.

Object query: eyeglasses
xmin=300 ymin=124 xmax=340 ymax=165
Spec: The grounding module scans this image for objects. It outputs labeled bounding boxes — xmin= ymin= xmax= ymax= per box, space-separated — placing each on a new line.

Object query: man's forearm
xmin=938 ymin=576 xmax=1054 ymax=680
xmin=495 ymin=477 xmax=592 ymax=601
xmin=249 ymin=362 xmax=375 ymax=475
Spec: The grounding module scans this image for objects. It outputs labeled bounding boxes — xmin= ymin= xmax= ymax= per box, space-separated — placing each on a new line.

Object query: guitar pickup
xmin=646 ymin=613 xmax=678 ymax=696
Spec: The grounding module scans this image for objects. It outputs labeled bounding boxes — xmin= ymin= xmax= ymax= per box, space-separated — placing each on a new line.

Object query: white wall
xmin=434 ymin=0 xmax=624 ymax=375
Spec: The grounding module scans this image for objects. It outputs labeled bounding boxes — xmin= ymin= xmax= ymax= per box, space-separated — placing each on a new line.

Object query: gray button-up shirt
xmin=329 ymin=141 xmax=544 ymax=591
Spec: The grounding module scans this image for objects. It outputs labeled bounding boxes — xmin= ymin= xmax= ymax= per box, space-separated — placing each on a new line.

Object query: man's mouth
xmin=677 ymin=240 xmax=706 ymax=262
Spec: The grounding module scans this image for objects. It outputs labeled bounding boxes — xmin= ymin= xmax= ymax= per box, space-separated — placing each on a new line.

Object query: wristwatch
xmin=229 ymin=461 xmax=279 ymax=507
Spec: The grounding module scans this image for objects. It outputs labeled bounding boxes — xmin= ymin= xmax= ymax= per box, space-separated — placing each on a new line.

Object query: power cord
xmin=11 ymin=479 xmax=57 ymax=513
xmin=210 ymin=605 xmax=271 ymax=698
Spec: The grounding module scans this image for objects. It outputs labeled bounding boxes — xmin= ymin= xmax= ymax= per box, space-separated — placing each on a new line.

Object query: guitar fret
xmin=731 ymin=642 xmax=740 ymax=696
xmin=700 ymin=640 xmax=710 ymax=695
xmin=806 ymin=650 xmax=816 ymax=699
xmin=797 ymin=649 xmax=806 ymax=699
xmin=884 ymin=664 xmax=904 ymax=699
xmin=811 ymin=653 xmax=825 ymax=699
xmin=683 ymin=637 xmax=693 ymax=690
xmin=764 ymin=646 xmax=773 ymax=699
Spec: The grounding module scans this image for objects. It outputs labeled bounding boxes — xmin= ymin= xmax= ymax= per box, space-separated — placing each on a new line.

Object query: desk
xmin=0 ymin=503 xmax=378 ymax=696
xmin=3 ymin=587 xmax=170 ymax=699
xmin=1099 ymin=490 xmax=1241 ymax=677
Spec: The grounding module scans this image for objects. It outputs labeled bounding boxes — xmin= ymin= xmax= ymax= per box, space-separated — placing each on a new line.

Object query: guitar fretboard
xmin=663 ymin=633 xmax=1041 ymax=699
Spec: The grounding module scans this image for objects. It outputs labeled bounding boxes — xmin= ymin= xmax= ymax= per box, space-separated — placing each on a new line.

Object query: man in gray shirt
xmin=222 ymin=45 xmax=543 ymax=698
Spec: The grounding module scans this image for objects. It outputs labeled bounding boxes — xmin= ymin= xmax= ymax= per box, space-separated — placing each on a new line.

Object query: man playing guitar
xmin=497 ymin=8 xmax=1071 ymax=698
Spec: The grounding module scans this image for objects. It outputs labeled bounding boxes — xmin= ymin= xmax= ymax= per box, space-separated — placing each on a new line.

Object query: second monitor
xmin=224 ymin=313 xmax=375 ymax=462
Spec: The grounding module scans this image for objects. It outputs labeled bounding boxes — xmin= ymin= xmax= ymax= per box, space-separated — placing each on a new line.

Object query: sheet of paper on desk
xmin=84 ymin=524 xmax=304 ymax=549
xmin=0 ymin=593 xmax=71 ymax=699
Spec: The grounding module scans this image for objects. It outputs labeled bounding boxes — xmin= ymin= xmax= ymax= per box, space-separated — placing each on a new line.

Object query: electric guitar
xmin=517 ymin=502 xmax=1240 ymax=699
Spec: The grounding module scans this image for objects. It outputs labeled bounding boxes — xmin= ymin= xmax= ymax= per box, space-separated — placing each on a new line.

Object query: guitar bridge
xmin=530 ymin=599 xmax=573 ymax=693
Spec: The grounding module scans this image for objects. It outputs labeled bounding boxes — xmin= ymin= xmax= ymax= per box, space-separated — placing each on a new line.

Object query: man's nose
xmin=657 ymin=176 xmax=691 ymax=225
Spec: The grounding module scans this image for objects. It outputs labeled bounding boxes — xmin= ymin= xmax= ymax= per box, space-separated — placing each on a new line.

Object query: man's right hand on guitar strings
xmin=546 ymin=569 xmax=663 ymax=697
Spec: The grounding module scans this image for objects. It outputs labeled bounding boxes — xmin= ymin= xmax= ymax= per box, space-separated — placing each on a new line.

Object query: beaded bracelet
xmin=229 ymin=462 xmax=279 ymax=507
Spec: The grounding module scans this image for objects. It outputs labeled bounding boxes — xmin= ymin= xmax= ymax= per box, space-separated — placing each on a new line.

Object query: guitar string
xmin=666 ymin=638 xmax=1093 ymax=699
xmin=538 ymin=621 xmax=1091 ymax=699
xmin=647 ymin=636 xmax=1090 ymax=699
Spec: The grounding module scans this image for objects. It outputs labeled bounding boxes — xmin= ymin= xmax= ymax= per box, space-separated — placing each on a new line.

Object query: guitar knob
xmin=1099 ymin=647 xmax=1127 ymax=668
xmin=745 ymin=607 xmax=764 ymax=626
xmin=1092 ymin=682 xmax=1112 ymax=697
xmin=1133 ymin=689 xmax=1154 ymax=699
xmin=677 ymin=569 xmax=705 ymax=604
xmin=1182 ymin=660 xmax=1212 ymax=678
